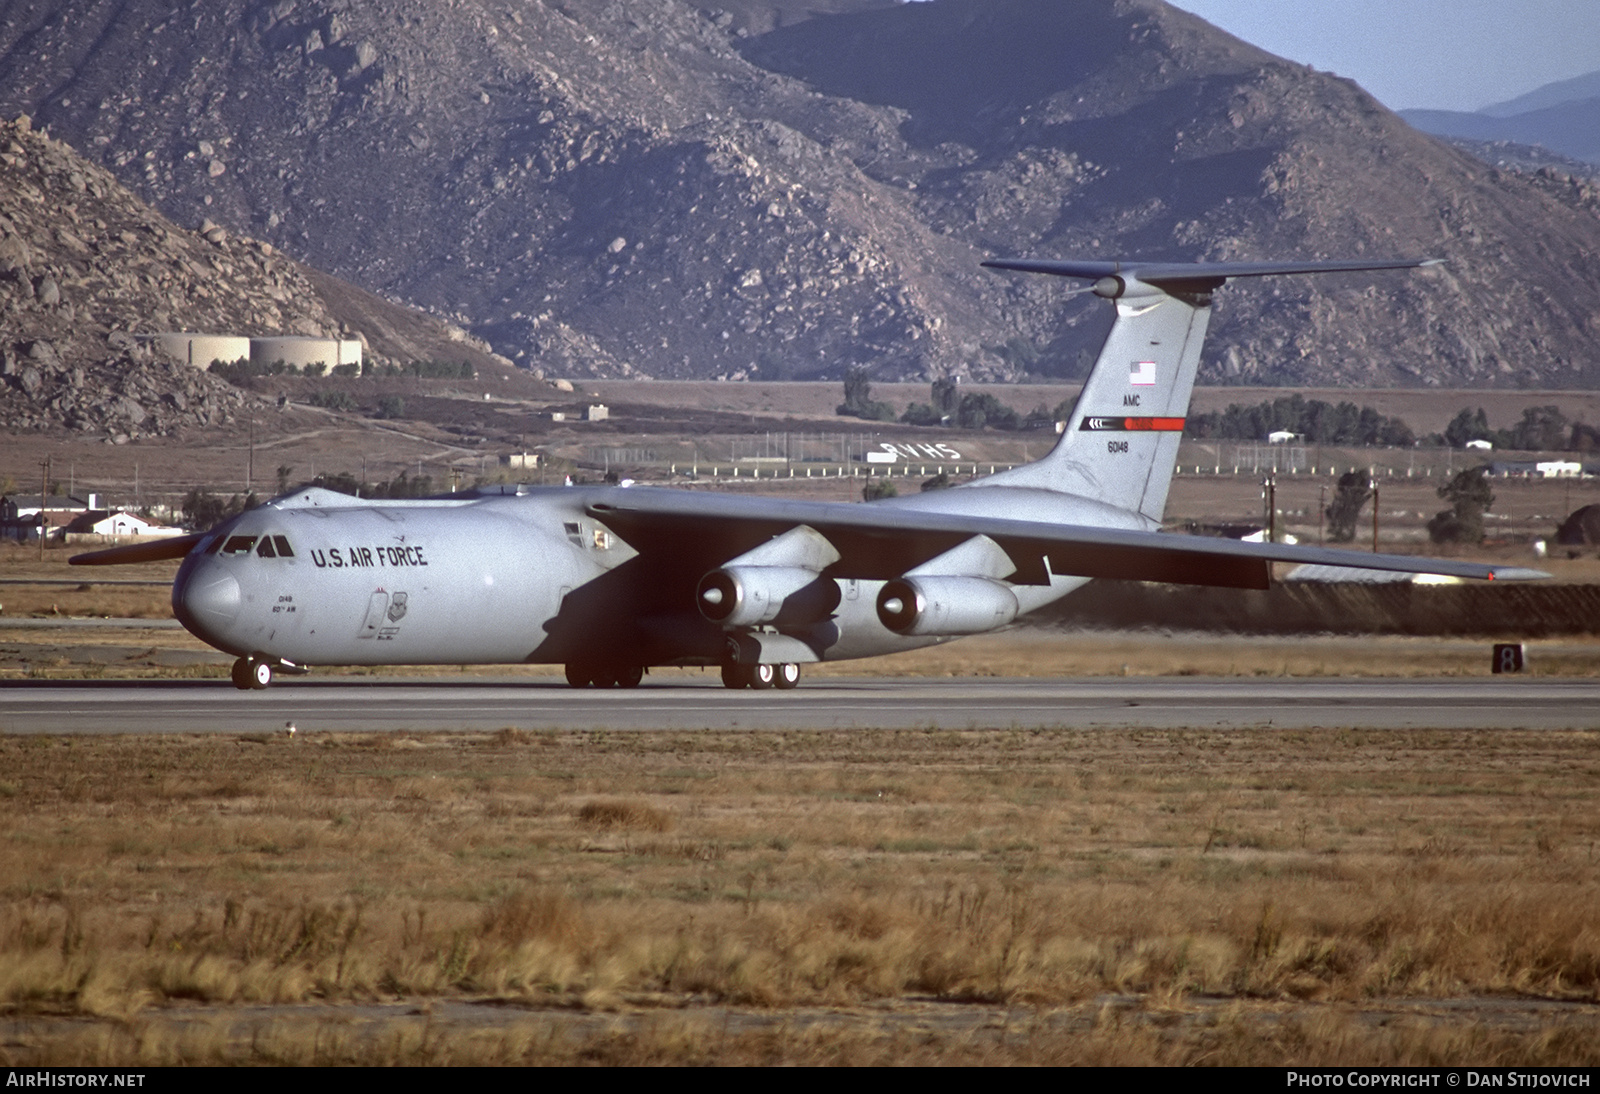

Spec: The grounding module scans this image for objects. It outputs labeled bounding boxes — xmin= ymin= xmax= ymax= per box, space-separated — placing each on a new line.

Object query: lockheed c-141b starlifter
xmin=72 ymin=257 xmax=1543 ymax=689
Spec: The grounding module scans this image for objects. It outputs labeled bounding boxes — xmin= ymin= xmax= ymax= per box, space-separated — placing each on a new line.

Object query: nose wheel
xmin=231 ymin=656 xmax=275 ymax=690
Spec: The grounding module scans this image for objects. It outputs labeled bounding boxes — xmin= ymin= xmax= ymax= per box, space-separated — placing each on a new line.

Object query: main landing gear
xmin=720 ymin=662 xmax=801 ymax=690
xmin=565 ymin=662 xmax=645 ymax=688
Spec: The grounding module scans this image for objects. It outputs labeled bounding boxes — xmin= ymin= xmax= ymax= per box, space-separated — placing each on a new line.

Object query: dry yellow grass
xmin=0 ymin=727 xmax=1597 ymax=1064
xmin=0 ymin=583 xmax=173 ymax=619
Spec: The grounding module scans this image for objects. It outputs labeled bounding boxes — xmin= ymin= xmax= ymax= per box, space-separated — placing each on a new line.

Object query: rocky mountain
xmin=3 ymin=0 xmax=1600 ymax=388
xmin=1482 ymin=71 xmax=1600 ymax=120
xmin=0 ymin=113 xmax=522 ymax=437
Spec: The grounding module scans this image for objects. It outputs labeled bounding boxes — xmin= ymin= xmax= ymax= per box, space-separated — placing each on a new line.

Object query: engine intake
xmin=876 ymin=576 xmax=1018 ymax=636
xmin=698 ymin=565 xmax=841 ymax=629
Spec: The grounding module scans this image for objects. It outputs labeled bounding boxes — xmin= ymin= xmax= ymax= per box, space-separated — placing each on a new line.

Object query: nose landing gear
xmin=230 ymin=655 xmax=276 ymax=690
xmin=229 ymin=655 xmax=305 ymax=690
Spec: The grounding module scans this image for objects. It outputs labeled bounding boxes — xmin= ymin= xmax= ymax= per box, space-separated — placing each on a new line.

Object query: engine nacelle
xmin=876 ymin=576 xmax=1019 ymax=636
xmin=697 ymin=565 xmax=841 ymax=629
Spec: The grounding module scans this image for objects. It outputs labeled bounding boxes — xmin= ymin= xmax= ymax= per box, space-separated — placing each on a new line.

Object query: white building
xmin=1536 ymin=460 xmax=1583 ymax=479
xmin=61 ymin=510 xmax=185 ymax=544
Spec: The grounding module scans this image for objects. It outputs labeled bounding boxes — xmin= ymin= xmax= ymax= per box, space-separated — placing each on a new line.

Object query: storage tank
xmin=152 ymin=333 xmax=252 ymax=369
xmin=249 ymin=337 xmax=363 ymax=371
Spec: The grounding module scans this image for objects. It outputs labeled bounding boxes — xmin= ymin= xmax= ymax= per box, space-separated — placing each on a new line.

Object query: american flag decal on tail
xmin=1130 ymin=360 xmax=1156 ymax=385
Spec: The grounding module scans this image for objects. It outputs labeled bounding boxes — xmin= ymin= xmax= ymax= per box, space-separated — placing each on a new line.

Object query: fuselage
xmin=172 ymin=483 xmax=1117 ymax=670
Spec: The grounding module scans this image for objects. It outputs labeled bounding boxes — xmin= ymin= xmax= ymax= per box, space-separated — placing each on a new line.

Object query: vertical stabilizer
xmin=975 ymin=258 xmax=1438 ymax=523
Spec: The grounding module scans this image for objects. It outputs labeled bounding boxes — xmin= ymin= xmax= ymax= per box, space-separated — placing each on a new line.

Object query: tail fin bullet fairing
xmin=70 ymin=255 xmax=1540 ymax=692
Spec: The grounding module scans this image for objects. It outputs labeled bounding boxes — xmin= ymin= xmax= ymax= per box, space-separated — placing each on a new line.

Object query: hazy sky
xmin=1166 ymin=1 xmax=1600 ymax=112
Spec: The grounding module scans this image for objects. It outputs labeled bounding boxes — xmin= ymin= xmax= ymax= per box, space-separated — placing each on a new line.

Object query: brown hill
xmin=0 ymin=114 xmax=533 ymax=437
xmin=1 ymin=0 xmax=1598 ymax=387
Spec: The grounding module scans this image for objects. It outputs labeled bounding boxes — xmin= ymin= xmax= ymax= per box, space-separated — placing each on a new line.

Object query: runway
xmin=2 ymin=676 xmax=1598 ymax=733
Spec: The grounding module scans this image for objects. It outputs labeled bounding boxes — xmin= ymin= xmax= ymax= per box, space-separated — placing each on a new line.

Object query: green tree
xmin=899 ymin=402 xmax=942 ymax=426
xmin=861 ymin=478 xmax=898 ymax=501
xmin=374 ymin=395 xmax=407 ymax=420
xmin=308 ymin=390 xmax=356 ymax=411
xmin=312 ymin=471 xmax=362 ymax=496
xmin=1428 ymin=467 xmax=1494 ymax=544
xmin=1324 ymin=470 xmax=1372 ymax=543
xmin=836 ymin=367 xmax=894 ymax=421
xmin=180 ymin=488 xmax=257 ymax=531
xmin=955 ymin=392 xmax=1020 ymax=431
xmin=1444 ymin=408 xmax=1492 ymax=448
xmin=1508 ymin=405 xmax=1568 ymax=452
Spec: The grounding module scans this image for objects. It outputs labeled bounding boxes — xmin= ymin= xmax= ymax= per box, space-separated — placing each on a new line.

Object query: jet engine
xmin=697 ymin=565 xmax=841 ymax=628
xmin=876 ymin=576 xmax=1018 ymax=636
xmin=697 ymin=524 xmax=842 ymax=629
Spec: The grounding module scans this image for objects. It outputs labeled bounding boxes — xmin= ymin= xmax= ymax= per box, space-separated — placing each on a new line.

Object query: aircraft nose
xmin=175 ymin=567 xmax=242 ymax=631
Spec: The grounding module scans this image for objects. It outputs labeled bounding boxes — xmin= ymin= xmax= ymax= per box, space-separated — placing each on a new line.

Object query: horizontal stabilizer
xmin=69 ymin=534 xmax=204 ymax=566
xmin=982 ymin=257 xmax=1441 ymax=288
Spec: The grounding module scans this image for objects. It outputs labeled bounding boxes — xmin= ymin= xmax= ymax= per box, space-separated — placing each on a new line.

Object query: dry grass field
xmin=0 ymin=726 xmax=1598 ymax=1064
xmin=5 ymin=385 xmax=1600 ymax=1064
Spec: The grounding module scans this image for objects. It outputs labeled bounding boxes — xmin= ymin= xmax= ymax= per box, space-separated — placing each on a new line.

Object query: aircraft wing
xmin=68 ymin=533 xmax=206 ymax=566
xmin=587 ymin=488 xmax=1545 ymax=590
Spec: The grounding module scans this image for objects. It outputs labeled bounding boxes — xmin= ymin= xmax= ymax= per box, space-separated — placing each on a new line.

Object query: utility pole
xmin=1371 ymin=483 xmax=1381 ymax=553
xmin=1318 ymin=485 xmax=1326 ymax=544
xmin=1261 ymin=473 xmax=1276 ymax=543
xmin=38 ymin=456 xmax=50 ymax=561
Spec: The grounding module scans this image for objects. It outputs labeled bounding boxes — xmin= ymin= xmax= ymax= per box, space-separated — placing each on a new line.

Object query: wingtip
xmin=1487 ymin=566 xmax=1550 ymax=581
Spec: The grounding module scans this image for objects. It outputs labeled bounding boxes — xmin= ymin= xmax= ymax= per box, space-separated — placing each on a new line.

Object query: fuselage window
xmin=256 ymin=537 xmax=277 ymax=558
xmin=221 ymin=535 xmax=258 ymax=555
xmin=563 ymin=521 xmax=584 ymax=546
xmin=273 ymin=535 xmax=294 ymax=557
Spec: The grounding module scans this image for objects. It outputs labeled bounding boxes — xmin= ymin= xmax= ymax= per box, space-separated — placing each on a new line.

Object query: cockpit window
xmin=245 ymin=534 xmax=296 ymax=559
xmin=221 ymin=535 xmax=258 ymax=555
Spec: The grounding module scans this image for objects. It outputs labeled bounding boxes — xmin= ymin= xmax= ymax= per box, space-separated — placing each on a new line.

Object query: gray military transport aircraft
xmin=72 ymin=257 xmax=1544 ymax=690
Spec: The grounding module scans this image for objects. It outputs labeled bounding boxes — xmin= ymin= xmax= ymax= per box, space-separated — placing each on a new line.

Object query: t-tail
xmin=976 ymin=258 xmax=1440 ymax=523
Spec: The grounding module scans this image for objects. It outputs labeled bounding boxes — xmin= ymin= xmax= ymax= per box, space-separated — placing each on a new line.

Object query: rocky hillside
xmin=0 ymin=114 xmax=528 ymax=437
xmin=2 ymin=0 xmax=1599 ymax=388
